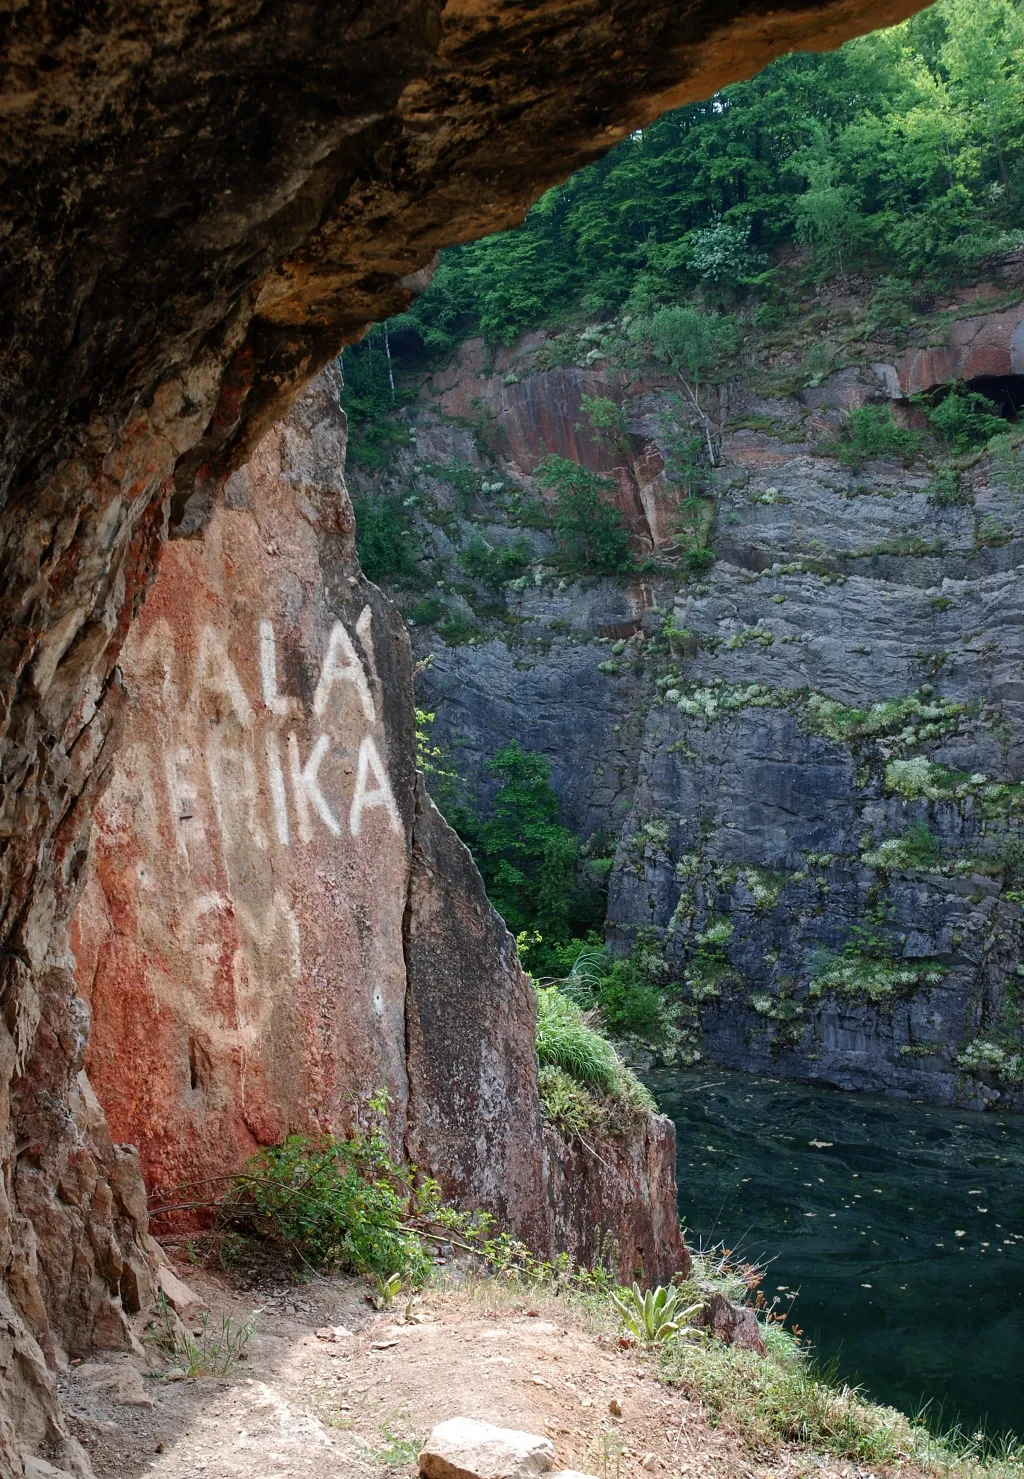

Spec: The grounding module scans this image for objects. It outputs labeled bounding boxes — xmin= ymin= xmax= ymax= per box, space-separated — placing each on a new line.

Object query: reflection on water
xmin=649 ymin=1069 xmax=1024 ymax=1441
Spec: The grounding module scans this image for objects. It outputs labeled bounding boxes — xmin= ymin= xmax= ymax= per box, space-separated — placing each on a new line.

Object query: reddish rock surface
xmin=73 ymin=370 xmax=680 ymax=1285
xmin=890 ymin=302 xmax=1024 ymax=394
xmin=74 ymin=367 xmax=417 ymax=1218
xmin=423 ymin=341 xmax=674 ymax=549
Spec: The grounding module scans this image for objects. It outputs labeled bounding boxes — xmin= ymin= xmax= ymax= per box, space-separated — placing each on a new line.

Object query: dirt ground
xmin=62 ymin=1252 xmax=884 ymax=1479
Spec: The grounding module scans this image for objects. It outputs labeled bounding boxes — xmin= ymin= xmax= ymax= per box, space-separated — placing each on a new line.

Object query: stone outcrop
xmin=0 ymin=0 xmax=947 ymax=1468
xmin=74 ymin=368 xmax=681 ymax=1276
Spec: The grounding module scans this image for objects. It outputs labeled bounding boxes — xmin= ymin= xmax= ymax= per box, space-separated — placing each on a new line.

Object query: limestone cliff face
xmin=367 ymin=271 xmax=1024 ymax=1113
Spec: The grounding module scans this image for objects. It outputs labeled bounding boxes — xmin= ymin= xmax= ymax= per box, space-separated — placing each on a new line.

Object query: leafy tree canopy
xmin=376 ymin=0 xmax=1024 ymax=351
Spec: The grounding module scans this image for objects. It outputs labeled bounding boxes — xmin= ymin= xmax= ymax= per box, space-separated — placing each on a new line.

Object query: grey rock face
xmin=375 ymin=326 xmax=1024 ymax=1112
xmin=609 ymin=450 xmax=1024 ymax=1110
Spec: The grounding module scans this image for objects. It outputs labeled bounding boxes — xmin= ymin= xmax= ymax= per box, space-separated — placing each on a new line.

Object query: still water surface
xmin=649 ymin=1069 xmax=1024 ymax=1441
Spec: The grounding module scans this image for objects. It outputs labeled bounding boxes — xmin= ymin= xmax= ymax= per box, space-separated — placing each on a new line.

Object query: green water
xmin=649 ymin=1069 xmax=1024 ymax=1441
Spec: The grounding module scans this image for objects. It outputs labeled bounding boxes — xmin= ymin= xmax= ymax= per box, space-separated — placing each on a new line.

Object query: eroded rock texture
xmin=0 ymin=0 xmax=929 ymax=1469
xmin=74 ymin=368 xmax=685 ymax=1276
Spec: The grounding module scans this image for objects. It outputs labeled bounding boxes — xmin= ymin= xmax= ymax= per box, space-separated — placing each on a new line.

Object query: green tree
xmin=534 ymin=456 xmax=635 ymax=576
xmin=350 ymin=493 xmax=422 ymax=586
xmin=475 ymin=742 xmax=599 ymax=955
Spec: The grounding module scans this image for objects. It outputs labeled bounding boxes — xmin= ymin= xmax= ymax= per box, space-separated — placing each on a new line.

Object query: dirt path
xmin=62 ymin=1259 xmax=873 ymax=1479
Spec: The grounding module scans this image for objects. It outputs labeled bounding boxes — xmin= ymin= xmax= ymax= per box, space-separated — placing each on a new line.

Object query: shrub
xmin=459 ymin=533 xmax=532 ymax=590
xmin=224 ymin=1106 xmax=434 ymax=1282
xmin=861 ymin=819 xmax=941 ymax=872
xmin=407 ymin=593 xmax=446 ymax=626
xmin=925 ymin=466 xmax=971 ymax=506
xmin=536 ymin=1063 xmax=609 ymax=1139
xmin=438 ymin=609 xmax=478 ymax=645
xmin=350 ymin=493 xmax=422 ymax=586
xmin=594 ymin=956 xmax=666 ymax=1039
xmin=925 ymin=387 xmax=1010 ymax=451
xmin=535 ymin=455 xmax=635 ymax=576
xmin=830 ymin=405 xmax=918 ymax=470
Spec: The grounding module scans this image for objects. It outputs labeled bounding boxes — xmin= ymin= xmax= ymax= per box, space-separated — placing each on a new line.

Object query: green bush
xmin=225 ymin=1105 xmax=433 ymax=1282
xmin=437 ymin=609 xmax=478 ymax=645
xmin=350 ymin=493 xmax=422 ymax=586
xmin=535 ymin=455 xmax=635 ymax=576
xmin=831 ymin=405 xmax=919 ymax=470
xmin=459 ymin=533 xmax=533 ymax=590
xmin=536 ymin=1064 xmax=608 ymax=1139
xmin=925 ymin=387 xmax=1010 ymax=451
xmin=407 ymin=593 xmax=446 ymax=626
xmin=862 ymin=818 xmax=941 ymax=872
xmin=925 ymin=466 xmax=971 ymax=506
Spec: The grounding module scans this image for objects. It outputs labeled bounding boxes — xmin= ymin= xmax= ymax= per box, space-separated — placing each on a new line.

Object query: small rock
xmin=607 ymin=1398 xmax=622 ymax=1417
xmin=372 ymin=1338 xmax=399 ymax=1350
xmin=23 ymin=1461 xmax=78 ymax=1479
xmin=75 ymin=1362 xmax=156 ymax=1408
xmin=641 ymin=1455 xmax=660 ymax=1471
xmin=419 ymin=1416 xmax=555 ymax=1478
xmin=696 ymin=1294 xmax=766 ymax=1356
xmin=551 ymin=1472 xmax=601 ymax=1479
xmin=315 ymin=1325 xmax=353 ymax=1341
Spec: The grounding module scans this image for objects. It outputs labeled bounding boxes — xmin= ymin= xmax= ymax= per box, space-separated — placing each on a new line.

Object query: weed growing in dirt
xmin=146 ymin=1292 xmax=258 ymax=1378
xmin=611 ymin=1283 xmax=702 ymax=1343
xmin=369 ymin=1412 xmax=422 ymax=1468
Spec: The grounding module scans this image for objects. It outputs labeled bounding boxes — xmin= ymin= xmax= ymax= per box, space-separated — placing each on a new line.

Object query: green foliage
xmin=802 ymin=688 xmax=964 ymax=746
xmin=350 ymin=493 xmax=422 ymax=586
xmin=861 ymin=819 xmax=942 ymax=872
xmin=688 ymin=220 xmax=766 ymax=299
xmin=593 ymin=955 xmax=666 ymax=1039
xmin=407 ymin=593 xmax=446 ymax=626
xmin=437 ymin=609 xmax=478 ymax=645
xmin=536 ymin=1063 xmax=609 ymax=1139
xmin=339 ymin=327 xmax=412 ymax=471
xmin=147 ymin=1294 xmax=258 ymax=1378
xmin=925 ymin=387 xmax=1011 ymax=450
xmin=989 ymin=433 xmax=1024 ymax=493
xmin=830 ymin=406 xmax=919 ymax=470
xmin=580 ymin=394 xmax=628 ymax=439
xmin=225 ymin=1103 xmax=435 ymax=1282
xmin=471 ymin=742 xmax=603 ymax=958
xmin=458 ymin=532 xmax=533 ymax=590
xmin=535 ymin=986 xmax=620 ymax=1092
xmin=925 ymin=466 xmax=971 ymax=506
xmin=389 ymin=0 xmax=1024 ymax=347
xmin=534 ymin=456 xmax=635 ymax=576
xmin=635 ymin=306 xmax=738 ymax=384
xmin=415 ymin=708 xmax=476 ymax=833
xmin=611 ymin=1282 xmax=703 ymax=1343
xmin=534 ymin=986 xmax=657 ymax=1142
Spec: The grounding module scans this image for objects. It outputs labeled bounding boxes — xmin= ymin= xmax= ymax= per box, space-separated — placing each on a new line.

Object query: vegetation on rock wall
xmin=381 ymin=0 xmax=1024 ymax=349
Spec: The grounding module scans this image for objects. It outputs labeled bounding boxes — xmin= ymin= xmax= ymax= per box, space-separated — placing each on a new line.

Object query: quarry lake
xmin=651 ymin=1069 xmax=1024 ymax=1442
